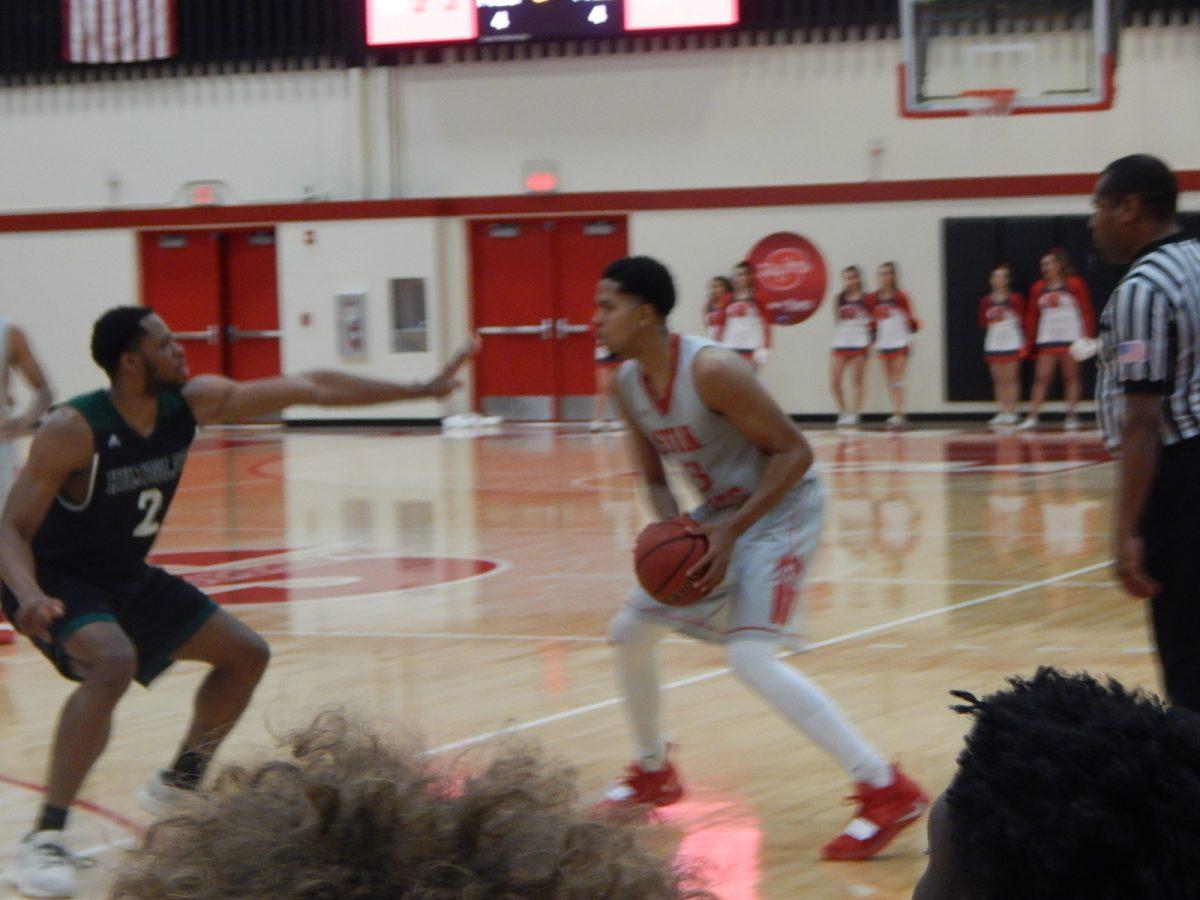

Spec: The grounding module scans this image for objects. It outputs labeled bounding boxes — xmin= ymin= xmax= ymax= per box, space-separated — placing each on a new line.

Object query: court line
xmin=0 ymin=774 xmax=141 ymax=834
xmin=161 ymin=524 xmax=1112 ymax=540
xmin=424 ymin=559 xmax=1112 ymax=756
xmin=257 ymin=629 xmax=692 ymax=644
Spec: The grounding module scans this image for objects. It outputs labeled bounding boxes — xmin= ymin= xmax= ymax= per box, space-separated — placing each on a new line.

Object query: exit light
xmin=524 ymin=171 xmax=560 ymax=193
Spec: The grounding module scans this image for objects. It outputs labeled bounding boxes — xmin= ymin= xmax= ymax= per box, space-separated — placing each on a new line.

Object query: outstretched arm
xmin=183 ymin=338 xmax=478 ymax=426
xmin=0 ymin=326 xmax=53 ymax=440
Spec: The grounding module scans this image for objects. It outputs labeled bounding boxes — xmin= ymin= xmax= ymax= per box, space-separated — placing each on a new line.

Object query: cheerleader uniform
xmin=830 ymin=293 xmax=873 ymax=358
xmin=868 ymin=290 xmax=919 ymax=359
xmin=979 ymin=292 xmax=1026 ymax=362
xmin=1024 ymin=277 xmax=1095 ymax=356
xmin=718 ymin=291 xmax=771 ymax=360
xmin=704 ymin=294 xmax=728 ymax=342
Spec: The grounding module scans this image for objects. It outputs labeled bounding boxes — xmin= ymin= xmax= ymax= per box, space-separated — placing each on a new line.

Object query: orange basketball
xmin=634 ymin=517 xmax=711 ymax=607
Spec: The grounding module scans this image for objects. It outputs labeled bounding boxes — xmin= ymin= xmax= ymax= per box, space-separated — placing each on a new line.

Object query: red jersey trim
xmin=640 ymin=333 xmax=681 ymax=416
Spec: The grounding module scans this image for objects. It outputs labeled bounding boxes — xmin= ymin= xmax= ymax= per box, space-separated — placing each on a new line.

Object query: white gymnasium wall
xmin=0 ymin=26 xmax=1197 ymax=417
xmin=0 ymin=230 xmax=136 ymax=400
xmin=396 ymin=27 xmax=1200 ymax=195
xmin=631 ymin=194 xmax=1138 ymax=416
xmin=0 ymin=70 xmax=373 ymax=211
xmin=0 ymin=29 xmax=1194 ymax=209
xmin=276 ymin=217 xmax=470 ymax=421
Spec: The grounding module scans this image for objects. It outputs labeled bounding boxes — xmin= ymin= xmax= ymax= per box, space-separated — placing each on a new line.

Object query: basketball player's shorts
xmin=1 ymin=563 xmax=218 ymax=686
xmin=0 ymin=440 xmax=17 ymax=507
xmin=624 ymin=476 xmax=825 ymax=646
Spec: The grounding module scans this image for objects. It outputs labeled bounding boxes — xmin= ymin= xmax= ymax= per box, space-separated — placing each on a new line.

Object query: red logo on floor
xmin=149 ymin=547 xmax=500 ymax=605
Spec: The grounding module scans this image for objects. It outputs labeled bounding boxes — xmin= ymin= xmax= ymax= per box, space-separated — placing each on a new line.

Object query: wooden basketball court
xmin=0 ymin=423 xmax=1147 ymax=898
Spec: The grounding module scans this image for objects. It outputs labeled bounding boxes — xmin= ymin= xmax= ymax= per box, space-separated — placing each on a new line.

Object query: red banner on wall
xmin=745 ymin=232 xmax=827 ymax=326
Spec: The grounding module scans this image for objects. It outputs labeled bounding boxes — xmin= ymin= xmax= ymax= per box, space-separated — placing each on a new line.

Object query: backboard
xmin=899 ymin=0 xmax=1116 ymax=117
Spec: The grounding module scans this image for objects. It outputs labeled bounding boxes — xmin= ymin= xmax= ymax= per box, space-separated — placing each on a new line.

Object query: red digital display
xmin=624 ymin=0 xmax=739 ymax=31
xmin=366 ymin=0 xmax=477 ymax=46
xmin=366 ymin=0 xmax=739 ymax=47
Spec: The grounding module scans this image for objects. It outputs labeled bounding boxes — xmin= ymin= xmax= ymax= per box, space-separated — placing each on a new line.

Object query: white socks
xmin=608 ymin=605 xmax=892 ymax=786
xmin=726 ymin=640 xmax=892 ymax=787
xmin=608 ymin=607 xmax=672 ymax=771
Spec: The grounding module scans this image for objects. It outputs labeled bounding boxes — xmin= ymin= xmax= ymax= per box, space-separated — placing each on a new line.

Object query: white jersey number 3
xmin=133 ymin=488 xmax=164 ymax=538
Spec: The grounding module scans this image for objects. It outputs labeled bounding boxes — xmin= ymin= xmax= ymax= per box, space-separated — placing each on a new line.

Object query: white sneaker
xmin=136 ymin=770 xmax=195 ymax=819
xmin=588 ymin=420 xmax=605 ymax=432
xmin=987 ymin=412 xmax=1006 ymax=426
xmin=6 ymin=831 xmax=84 ymax=898
xmin=835 ymin=413 xmax=853 ymax=428
xmin=1016 ymin=415 xmax=1039 ymax=431
xmin=1064 ymin=415 xmax=1082 ymax=431
xmin=885 ymin=415 xmax=906 ymax=430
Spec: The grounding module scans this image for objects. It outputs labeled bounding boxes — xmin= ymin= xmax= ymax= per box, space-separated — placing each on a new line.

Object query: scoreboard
xmin=367 ymin=0 xmax=740 ymax=47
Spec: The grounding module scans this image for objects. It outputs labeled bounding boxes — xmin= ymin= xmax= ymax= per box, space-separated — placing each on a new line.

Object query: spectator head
xmin=113 ymin=711 xmax=705 ymax=899
xmin=914 ymin=668 xmax=1200 ymax=900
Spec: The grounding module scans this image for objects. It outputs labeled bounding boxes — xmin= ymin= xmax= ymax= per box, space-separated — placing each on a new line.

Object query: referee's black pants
xmin=1145 ymin=435 xmax=1200 ymax=711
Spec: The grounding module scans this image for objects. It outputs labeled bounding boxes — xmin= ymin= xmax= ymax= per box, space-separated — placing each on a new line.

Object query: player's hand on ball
xmin=685 ymin=520 xmax=736 ymax=594
xmin=16 ymin=593 xmax=65 ymax=643
xmin=422 ymin=336 xmax=481 ymax=399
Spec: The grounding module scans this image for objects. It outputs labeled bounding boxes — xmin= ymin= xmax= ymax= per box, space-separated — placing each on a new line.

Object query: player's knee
xmin=726 ymin=638 xmax=778 ymax=684
xmin=87 ymin=646 xmax=137 ymax=691
xmin=237 ymin=632 xmax=271 ymax=678
xmin=606 ymin=608 xmax=657 ymax=649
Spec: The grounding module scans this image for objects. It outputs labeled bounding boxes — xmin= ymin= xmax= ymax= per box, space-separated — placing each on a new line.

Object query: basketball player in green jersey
xmin=0 ymin=306 xmax=475 ymax=898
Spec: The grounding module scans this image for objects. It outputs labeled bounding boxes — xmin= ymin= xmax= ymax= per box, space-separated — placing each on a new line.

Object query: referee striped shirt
xmin=1097 ymin=234 xmax=1200 ymax=451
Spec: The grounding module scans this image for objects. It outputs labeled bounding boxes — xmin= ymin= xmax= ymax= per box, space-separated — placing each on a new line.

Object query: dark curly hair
xmin=91 ymin=306 xmax=155 ymax=377
xmin=602 ymin=256 xmax=677 ymax=320
xmin=112 ymin=711 xmax=707 ymax=899
xmin=945 ymin=667 xmax=1200 ymax=899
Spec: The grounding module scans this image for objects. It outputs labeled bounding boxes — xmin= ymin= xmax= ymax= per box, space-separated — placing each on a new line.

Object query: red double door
xmin=471 ymin=216 xmax=627 ymax=421
xmin=139 ymin=229 xmax=281 ymax=382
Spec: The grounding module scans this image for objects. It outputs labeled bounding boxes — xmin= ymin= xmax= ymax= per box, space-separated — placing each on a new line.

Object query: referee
xmin=1092 ymin=154 xmax=1200 ymax=710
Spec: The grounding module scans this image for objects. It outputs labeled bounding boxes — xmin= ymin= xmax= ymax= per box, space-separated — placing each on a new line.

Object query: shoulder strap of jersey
xmin=158 ymin=389 xmax=196 ymax=426
xmin=66 ymin=390 xmax=122 ymax=434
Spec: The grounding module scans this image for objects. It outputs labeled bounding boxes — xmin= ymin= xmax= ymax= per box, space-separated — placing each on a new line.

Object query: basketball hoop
xmin=959 ymin=88 xmax=1018 ymax=116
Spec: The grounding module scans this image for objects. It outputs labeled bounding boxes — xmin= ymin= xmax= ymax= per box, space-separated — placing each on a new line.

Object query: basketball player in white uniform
xmin=592 ymin=256 xmax=927 ymax=861
xmin=0 ymin=318 xmax=53 ymax=645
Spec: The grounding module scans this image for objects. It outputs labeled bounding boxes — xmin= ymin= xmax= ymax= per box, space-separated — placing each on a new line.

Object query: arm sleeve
xmin=1111 ymin=278 xmax=1174 ymax=394
xmin=978 ymin=297 xmax=990 ymax=331
xmin=898 ymin=291 xmax=920 ymax=331
xmin=756 ymin=292 xmax=772 ymax=348
xmin=1070 ymin=277 xmax=1097 ymax=338
xmin=1024 ymin=282 xmax=1043 ymax=343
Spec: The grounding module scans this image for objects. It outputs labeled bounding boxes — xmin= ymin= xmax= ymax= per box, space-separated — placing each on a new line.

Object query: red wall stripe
xmin=0 ymin=171 xmax=1197 ymax=233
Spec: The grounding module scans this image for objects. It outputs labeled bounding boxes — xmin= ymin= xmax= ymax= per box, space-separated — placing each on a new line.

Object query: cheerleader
xmin=703 ymin=276 xmax=732 ymax=341
xmin=978 ymin=264 xmax=1026 ymax=426
xmin=718 ymin=261 xmax=772 ymax=370
xmin=868 ymin=262 xmax=920 ymax=429
xmin=1019 ymin=248 xmax=1095 ymax=430
xmin=829 ymin=266 xmax=872 ymax=428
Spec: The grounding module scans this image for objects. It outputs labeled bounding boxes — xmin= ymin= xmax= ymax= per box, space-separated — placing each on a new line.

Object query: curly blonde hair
xmin=112 ymin=711 xmax=704 ymax=899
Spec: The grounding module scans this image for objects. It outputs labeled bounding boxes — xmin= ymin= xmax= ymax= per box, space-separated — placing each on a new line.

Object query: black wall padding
xmin=943 ymin=213 xmax=1200 ymax=403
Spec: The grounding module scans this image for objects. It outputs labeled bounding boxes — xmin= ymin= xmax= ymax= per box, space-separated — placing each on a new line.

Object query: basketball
xmin=634 ymin=517 xmax=711 ymax=607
